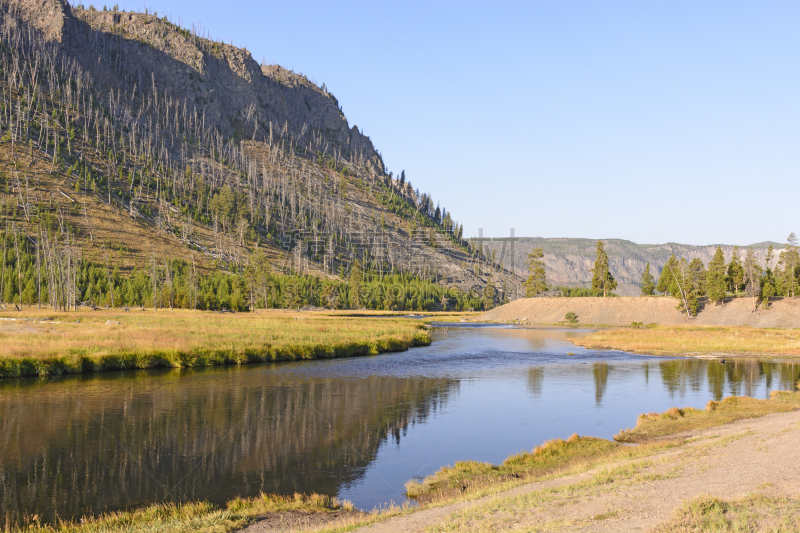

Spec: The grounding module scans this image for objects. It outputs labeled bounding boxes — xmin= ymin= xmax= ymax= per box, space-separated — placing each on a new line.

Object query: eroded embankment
xmin=476 ymin=296 xmax=800 ymax=328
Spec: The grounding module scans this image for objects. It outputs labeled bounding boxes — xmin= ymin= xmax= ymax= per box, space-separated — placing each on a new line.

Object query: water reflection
xmin=527 ymin=367 xmax=544 ymax=398
xmin=0 ymin=369 xmax=456 ymax=525
xmin=593 ymin=363 xmax=609 ymax=404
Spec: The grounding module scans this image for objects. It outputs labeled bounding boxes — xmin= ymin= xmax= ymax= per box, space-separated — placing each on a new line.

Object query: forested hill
xmin=482 ymin=237 xmax=784 ymax=296
xmin=0 ymin=0 xmax=521 ymax=311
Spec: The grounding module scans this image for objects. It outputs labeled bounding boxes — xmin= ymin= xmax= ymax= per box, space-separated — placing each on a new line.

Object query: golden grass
xmin=404 ymin=434 xmax=678 ymax=505
xmin=13 ymin=492 xmax=356 ymax=533
xmin=0 ymin=308 xmax=430 ymax=378
xmin=615 ymin=391 xmax=800 ymax=443
xmin=651 ymin=493 xmax=800 ymax=533
xmin=572 ymin=325 xmax=800 ymax=358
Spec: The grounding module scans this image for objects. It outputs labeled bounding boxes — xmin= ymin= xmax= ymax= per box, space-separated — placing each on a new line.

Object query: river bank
xmin=0 ymin=309 xmax=431 ymax=378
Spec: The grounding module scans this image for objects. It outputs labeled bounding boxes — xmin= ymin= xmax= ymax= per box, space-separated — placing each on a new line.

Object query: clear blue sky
xmin=85 ymin=1 xmax=800 ymax=245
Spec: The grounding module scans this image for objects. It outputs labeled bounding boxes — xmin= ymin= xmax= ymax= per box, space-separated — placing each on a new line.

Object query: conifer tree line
xmin=0 ymin=229 xmax=488 ymax=311
xmin=0 ymin=3 xmax=494 ymax=304
xmin=640 ymin=233 xmax=800 ymax=316
xmin=523 ymin=241 xmax=620 ymax=298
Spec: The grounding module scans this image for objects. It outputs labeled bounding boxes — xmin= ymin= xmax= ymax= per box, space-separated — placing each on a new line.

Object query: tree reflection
xmin=0 ymin=368 xmax=457 ymax=526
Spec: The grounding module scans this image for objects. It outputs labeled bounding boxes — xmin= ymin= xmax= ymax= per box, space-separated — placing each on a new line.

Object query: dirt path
xmin=352 ymin=410 xmax=800 ymax=532
xmin=476 ymin=296 xmax=800 ymax=328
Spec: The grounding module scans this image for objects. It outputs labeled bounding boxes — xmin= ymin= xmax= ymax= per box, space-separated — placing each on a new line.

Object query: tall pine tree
xmin=656 ymin=255 xmax=679 ymax=296
xmin=742 ymin=248 xmax=761 ymax=312
xmin=482 ymin=276 xmax=495 ymax=310
xmin=525 ymin=248 xmax=547 ymax=297
xmin=778 ymin=232 xmax=799 ymax=298
xmin=640 ymin=263 xmax=655 ymax=296
xmin=591 ymin=240 xmax=617 ymax=297
xmin=706 ymin=246 xmax=727 ymax=304
xmin=727 ymin=246 xmax=744 ymax=295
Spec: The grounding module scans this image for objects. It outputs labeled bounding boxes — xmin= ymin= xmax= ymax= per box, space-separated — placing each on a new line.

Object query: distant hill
xmin=481 ymin=237 xmax=786 ymax=297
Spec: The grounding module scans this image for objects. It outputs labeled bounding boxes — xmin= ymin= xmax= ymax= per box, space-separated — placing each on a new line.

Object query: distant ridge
xmin=481 ymin=237 xmax=787 ymax=296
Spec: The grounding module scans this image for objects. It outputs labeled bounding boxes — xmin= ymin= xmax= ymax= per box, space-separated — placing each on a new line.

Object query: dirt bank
xmin=475 ymin=296 xmax=800 ymax=328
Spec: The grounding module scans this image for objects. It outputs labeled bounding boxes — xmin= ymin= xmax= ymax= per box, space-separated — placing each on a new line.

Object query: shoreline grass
xmin=615 ymin=389 xmax=800 ymax=443
xmin=572 ymin=325 xmax=800 ymax=358
xmin=403 ymin=434 xmax=681 ymax=506
xmin=11 ymin=492 xmax=359 ymax=533
xmin=0 ymin=309 xmax=431 ymax=379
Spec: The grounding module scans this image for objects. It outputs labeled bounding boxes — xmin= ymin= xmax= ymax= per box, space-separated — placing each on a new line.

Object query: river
xmin=1 ymin=325 xmax=798 ymax=524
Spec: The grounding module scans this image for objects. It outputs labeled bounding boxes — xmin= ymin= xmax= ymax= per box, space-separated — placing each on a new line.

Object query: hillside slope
xmin=476 ymin=296 xmax=800 ymax=328
xmin=0 ymin=0 xmax=521 ymax=309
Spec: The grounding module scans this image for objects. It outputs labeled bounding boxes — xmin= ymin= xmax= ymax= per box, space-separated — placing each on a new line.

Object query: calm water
xmin=1 ymin=325 xmax=799 ymax=524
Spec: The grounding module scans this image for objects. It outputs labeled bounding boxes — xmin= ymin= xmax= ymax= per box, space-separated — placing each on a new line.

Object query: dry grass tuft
xmin=651 ymin=493 xmax=800 ymax=532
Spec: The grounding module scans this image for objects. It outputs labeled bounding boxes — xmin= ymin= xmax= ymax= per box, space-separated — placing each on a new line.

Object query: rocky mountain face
xmin=482 ymin=237 xmax=784 ymax=296
xmin=0 ymin=0 xmax=520 ymax=303
xmin=9 ymin=0 xmax=383 ymax=172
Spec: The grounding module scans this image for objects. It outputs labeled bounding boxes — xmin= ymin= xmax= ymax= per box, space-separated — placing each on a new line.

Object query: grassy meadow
xmin=572 ymin=325 xmax=800 ymax=358
xmin=0 ymin=308 xmax=432 ymax=378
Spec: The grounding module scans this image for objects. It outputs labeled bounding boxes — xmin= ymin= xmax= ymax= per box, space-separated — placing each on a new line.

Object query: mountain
xmin=481 ymin=237 xmax=785 ymax=297
xmin=0 ymin=0 xmax=520 ymax=310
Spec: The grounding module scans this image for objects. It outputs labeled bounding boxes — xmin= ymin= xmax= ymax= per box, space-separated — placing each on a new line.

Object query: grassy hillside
xmin=0 ymin=0 xmax=521 ymax=311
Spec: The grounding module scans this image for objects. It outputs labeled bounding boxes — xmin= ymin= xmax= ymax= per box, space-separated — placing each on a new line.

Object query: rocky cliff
xmin=5 ymin=0 xmax=383 ymax=172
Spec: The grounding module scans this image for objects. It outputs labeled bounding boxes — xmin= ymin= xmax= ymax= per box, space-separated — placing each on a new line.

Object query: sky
xmin=78 ymin=1 xmax=800 ymax=245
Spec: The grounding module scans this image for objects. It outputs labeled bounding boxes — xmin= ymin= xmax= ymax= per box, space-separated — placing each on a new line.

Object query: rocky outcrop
xmin=2 ymin=0 xmax=384 ymax=173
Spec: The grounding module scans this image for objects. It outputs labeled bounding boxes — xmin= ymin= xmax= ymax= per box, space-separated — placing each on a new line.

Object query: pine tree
xmin=727 ymin=246 xmax=744 ymax=295
xmin=685 ymin=257 xmax=706 ymax=315
xmin=782 ymin=232 xmax=798 ymax=298
xmin=348 ymin=259 xmax=363 ymax=309
xmin=590 ymin=240 xmax=616 ymax=297
xmin=706 ymin=246 xmax=727 ymax=304
xmin=640 ymin=263 xmax=655 ymax=296
xmin=656 ymin=255 xmax=679 ymax=296
xmin=482 ymin=276 xmax=495 ymax=310
xmin=778 ymin=244 xmax=800 ymax=298
xmin=742 ymin=248 xmax=761 ymax=312
xmin=524 ymin=247 xmax=547 ymax=297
